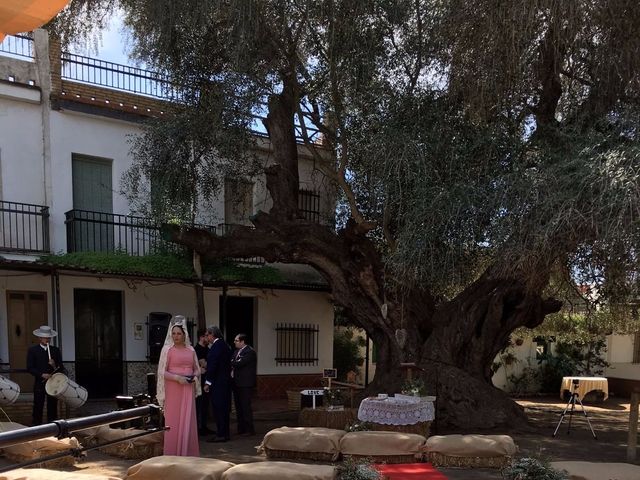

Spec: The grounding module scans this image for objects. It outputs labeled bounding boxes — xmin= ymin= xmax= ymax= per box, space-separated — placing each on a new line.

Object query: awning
xmin=0 ymin=0 xmax=70 ymax=42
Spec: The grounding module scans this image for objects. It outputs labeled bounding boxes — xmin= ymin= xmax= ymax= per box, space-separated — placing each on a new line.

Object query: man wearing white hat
xmin=27 ymin=325 xmax=65 ymax=425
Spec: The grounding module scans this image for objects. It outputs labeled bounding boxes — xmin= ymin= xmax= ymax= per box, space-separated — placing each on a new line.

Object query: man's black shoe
xmin=207 ymin=436 xmax=229 ymax=443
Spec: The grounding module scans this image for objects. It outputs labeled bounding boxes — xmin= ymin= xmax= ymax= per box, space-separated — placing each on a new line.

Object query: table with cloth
xmin=357 ymin=394 xmax=435 ymax=436
xmin=560 ymin=376 xmax=608 ymax=401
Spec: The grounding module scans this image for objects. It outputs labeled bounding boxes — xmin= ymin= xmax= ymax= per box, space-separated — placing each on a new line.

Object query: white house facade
xmin=0 ymin=30 xmax=335 ymax=414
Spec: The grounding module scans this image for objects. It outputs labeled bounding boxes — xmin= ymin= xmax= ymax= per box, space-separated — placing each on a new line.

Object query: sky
xmin=70 ymin=11 xmax=132 ymax=66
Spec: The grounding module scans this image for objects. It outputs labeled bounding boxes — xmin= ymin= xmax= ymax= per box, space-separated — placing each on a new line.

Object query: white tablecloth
xmin=357 ymin=396 xmax=435 ymax=425
xmin=560 ymin=376 xmax=608 ymax=401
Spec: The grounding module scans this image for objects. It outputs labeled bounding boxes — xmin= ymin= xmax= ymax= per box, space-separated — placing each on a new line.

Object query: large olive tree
xmin=58 ymin=0 xmax=640 ymax=429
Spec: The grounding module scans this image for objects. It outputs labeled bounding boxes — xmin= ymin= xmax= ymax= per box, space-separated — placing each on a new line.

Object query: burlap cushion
xmin=339 ymin=431 xmax=426 ymax=456
xmin=79 ymin=426 xmax=162 ymax=445
xmin=0 ymin=469 xmax=119 ymax=480
xmin=426 ymin=434 xmax=516 ymax=457
xmin=258 ymin=427 xmax=345 ymax=459
xmin=125 ymin=455 xmax=234 ymax=480
xmin=221 ymin=462 xmax=336 ymax=480
xmin=0 ymin=434 xmax=81 ymax=459
xmin=550 ymin=461 xmax=640 ymax=480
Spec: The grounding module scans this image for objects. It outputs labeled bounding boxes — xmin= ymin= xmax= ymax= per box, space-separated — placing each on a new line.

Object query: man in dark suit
xmin=26 ymin=325 xmax=66 ymax=425
xmin=231 ymin=333 xmax=257 ymax=436
xmin=194 ymin=328 xmax=212 ymax=436
xmin=203 ymin=325 xmax=231 ymax=442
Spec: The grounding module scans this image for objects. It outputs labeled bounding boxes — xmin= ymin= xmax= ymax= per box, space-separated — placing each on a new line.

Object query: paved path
xmin=0 ymin=396 xmax=637 ymax=479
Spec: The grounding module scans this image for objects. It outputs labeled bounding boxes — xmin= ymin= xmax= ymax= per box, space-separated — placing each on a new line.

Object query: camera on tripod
xmin=572 ymin=379 xmax=580 ymax=389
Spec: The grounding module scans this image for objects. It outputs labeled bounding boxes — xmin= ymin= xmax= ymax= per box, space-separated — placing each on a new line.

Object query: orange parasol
xmin=0 ymin=0 xmax=70 ymax=42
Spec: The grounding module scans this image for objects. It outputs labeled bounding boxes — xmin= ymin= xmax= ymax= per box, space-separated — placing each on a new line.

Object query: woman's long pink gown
xmin=163 ymin=346 xmax=199 ymax=456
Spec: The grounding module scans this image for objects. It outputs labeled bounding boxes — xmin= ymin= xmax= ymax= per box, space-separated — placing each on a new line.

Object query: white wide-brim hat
xmin=33 ymin=325 xmax=57 ymax=338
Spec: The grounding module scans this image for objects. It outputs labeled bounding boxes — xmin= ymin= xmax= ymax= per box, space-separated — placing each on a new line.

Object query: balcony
xmin=65 ymin=210 xmax=263 ymax=264
xmin=0 ymin=201 xmax=50 ymax=254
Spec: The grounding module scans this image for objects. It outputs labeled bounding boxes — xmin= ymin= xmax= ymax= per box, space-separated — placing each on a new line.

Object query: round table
xmin=560 ymin=376 xmax=608 ymax=401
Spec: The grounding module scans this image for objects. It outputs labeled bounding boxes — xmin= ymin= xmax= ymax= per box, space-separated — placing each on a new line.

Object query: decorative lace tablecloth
xmin=357 ymin=396 xmax=435 ymax=425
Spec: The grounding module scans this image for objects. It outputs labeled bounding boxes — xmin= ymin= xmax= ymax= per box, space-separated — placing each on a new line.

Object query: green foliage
xmin=401 ymin=378 xmax=427 ymax=396
xmin=502 ymin=457 xmax=569 ymax=480
xmin=338 ymin=457 xmax=381 ymax=480
xmin=40 ymin=251 xmax=194 ymax=278
xmin=40 ymin=252 xmax=285 ymax=285
xmin=333 ymin=328 xmax=365 ymax=382
xmin=345 ymin=421 xmax=373 ymax=432
xmin=202 ymin=262 xmax=284 ymax=285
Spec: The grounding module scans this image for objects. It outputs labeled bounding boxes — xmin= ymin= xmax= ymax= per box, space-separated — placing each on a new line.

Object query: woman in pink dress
xmin=157 ymin=318 xmax=200 ymax=456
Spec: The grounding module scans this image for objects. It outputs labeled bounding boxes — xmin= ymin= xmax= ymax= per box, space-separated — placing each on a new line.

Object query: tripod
xmin=553 ymin=383 xmax=597 ymax=439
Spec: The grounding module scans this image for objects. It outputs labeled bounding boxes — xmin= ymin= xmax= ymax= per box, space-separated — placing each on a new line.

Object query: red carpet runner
xmin=375 ymin=463 xmax=449 ymax=480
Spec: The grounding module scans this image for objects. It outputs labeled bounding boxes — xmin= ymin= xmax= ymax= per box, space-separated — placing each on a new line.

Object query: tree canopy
xmin=54 ymin=0 xmax=640 ymax=428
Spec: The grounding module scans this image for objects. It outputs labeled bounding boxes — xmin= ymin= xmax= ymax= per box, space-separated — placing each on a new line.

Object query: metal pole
xmin=364 ymin=332 xmax=370 ymax=386
xmin=0 ymin=405 xmax=159 ymax=449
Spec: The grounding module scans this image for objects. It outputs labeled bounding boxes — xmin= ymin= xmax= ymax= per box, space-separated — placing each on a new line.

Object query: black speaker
xmin=148 ymin=312 xmax=171 ymax=363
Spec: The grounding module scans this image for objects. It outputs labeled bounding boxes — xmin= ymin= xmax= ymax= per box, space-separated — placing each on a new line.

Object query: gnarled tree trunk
xmin=165 ymin=84 xmax=562 ymax=430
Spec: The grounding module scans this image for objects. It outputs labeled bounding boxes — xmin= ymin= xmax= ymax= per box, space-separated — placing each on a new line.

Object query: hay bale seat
xmin=221 ymin=461 xmax=336 ymax=480
xmin=425 ymin=434 xmax=517 ymax=468
xmin=0 ymin=468 xmax=120 ymax=480
xmin=125 ymin=456 xmax=235 ymax=480
xmin=365 ymin=421 xmax=431 ymax=437
xmin=258 ymin=426 xmax=345 ymax=462
xmin=0 ymin=422 xmax=81 ymax=469
xmin=339 ymin=431 xmax=426 ymax=464
xmin=298 ymin=408 xmax=358 ymax=430
xmin=550 ymin=461 xmax=640 ymax=480
xmin=76 ymin=425 xmax=162 ymax=459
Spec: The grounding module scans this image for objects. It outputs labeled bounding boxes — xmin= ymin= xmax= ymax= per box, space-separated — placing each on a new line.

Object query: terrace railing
xmin=0 ymin=201 xmax=50 ymax=254
xmin=65 ymin=210 xmax=263 ymax=265
xmin=0 ymin=34 xmax=34 ymax=60
xmin=60 ymin=52 xmax=183 ymax=100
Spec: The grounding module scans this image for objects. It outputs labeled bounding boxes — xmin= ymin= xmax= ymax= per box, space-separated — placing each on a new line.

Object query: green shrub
xmin=502 ymin=458 xmax=569 ymax=480
xmin=338 ymin=457 xmax=380 ymax=480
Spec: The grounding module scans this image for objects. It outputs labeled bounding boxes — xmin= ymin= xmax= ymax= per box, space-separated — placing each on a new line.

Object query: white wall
xmin=0 ymin=95 xmax=45 ymax=205
xmin=605 ymin=333 xmax=640 ymax=380
xmin=491 ymin=338 xmax=538 ymax=391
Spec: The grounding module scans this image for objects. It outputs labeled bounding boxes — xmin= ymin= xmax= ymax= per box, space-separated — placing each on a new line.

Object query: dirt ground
xmin=0 ymin=396 xmax=637 ymax=479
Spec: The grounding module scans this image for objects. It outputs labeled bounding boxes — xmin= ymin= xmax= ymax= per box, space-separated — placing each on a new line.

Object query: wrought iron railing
xmin=0 ymin=34 xmax=34 ymax=60
xmin=65 ymin=210 xmax=264 ymax=265
xmin=216 ymin=223 xmax=265 ymax=265
xmin=275 ymin=323 xmax=319 ymax=366
xmin=60 ymin=52 xmax=183 ymax=100
xmin=0 ymin=201 xmax=49 ymax=253
xmin=298 ymin=189 xmax=320 ymax=223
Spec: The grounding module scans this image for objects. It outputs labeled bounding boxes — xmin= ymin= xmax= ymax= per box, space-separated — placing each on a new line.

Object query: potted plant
xmin=401 ymin=378 xmax=427 ymax=398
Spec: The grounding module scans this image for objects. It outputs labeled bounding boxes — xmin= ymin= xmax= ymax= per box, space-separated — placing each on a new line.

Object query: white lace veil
xmin=156 ymin=315 xmax=201 ymax=407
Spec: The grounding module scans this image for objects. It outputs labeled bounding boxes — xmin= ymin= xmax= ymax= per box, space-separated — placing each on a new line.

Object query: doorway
xmin=74 ymin=289 xmax=123 ymax=398
xmin=219 ymin=296 xmax=255 ymax=347
xmin=6 ymin=291 xmax=47 ymax=392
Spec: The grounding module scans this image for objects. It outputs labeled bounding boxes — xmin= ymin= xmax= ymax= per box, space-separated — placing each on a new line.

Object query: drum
xmin=45 ymin=373 xmax=88 ymax=408
xmin=0 ymin=375 xmax=20 ymax=405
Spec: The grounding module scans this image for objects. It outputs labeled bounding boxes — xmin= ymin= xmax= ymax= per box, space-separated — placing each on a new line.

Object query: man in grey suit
xmin=231 ymin=333 xmax=257 ymax=436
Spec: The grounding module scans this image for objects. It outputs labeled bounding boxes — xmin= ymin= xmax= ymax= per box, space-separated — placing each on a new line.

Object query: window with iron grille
xmin=275 ymin=323 xmax=319 ymax=366
xmin=633 ymin=331 xmax=640 ymax=364
xmin=298 ymin=189 xmax=320 ymax=223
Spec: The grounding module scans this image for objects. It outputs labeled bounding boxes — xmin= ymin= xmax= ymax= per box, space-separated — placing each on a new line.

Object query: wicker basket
xmin=428 ymin=452 xmax=511 ymax=468
xmin=263 ymin=447 xmax=339 ymax=462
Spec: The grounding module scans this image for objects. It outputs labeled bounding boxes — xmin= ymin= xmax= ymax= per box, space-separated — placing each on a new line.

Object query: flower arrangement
xmin=338 ymin=457 xmax=381 ymax=480
xmin=401 ymin=378 xmax=427 ymax=396
xmin=324 ymin=387 xmax=344 ymax=406
xmin=502 ymin=457 xmax=569 ymax=480
xmin=345 ymin=421 xmax=373 ymax=432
